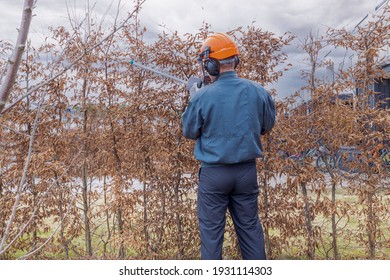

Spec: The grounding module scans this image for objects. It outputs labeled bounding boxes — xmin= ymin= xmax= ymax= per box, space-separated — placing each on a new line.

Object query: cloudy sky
xmin=1 ymin=0 xmax=388 ymax=99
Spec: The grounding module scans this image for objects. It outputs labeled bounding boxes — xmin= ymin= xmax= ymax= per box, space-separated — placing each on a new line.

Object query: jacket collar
xmin=216 ymin=71 xmax=237 ymax=80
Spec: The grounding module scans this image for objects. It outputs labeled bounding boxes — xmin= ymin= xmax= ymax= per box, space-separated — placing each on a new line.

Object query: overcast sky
xmin=1 ymin=0 xmax=388 ymax=99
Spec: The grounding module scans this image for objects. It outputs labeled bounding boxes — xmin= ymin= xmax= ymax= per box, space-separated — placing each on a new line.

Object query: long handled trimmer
xmin=129 ymin=60 xmax=202 ymax=91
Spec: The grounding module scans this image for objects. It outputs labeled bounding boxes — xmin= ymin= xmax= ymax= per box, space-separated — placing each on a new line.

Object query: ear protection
xmin=200 ymin=46 xmax=219 ymax=76
xmin=199 ymin=46 xmax=240 ymax=76
xmin=234 ymin=56 xmax=240 ymax=68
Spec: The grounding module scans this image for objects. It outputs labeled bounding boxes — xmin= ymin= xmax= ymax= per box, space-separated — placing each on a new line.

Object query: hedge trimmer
xmin=129 ymin=60 xmax=202 ymax=92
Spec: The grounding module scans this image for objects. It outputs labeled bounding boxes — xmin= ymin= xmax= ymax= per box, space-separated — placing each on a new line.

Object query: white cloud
xmin=1 ymin=0 xmax=385 ymax=99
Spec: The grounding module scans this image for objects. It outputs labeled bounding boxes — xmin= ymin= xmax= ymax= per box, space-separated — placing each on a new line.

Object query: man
xmin=182 ymin=33 xmax=276 ymax=260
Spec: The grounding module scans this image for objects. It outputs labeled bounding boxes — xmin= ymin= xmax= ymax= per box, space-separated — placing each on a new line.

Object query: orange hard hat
xmin=200 ymin=33 xmax=239 ymax=60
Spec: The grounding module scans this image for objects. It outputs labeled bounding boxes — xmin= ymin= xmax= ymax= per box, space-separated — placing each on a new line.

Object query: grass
xmin=4 ymin=178 xmax=390 ymax=260
xmin=269 ymin=186 xmax=390 ymax=259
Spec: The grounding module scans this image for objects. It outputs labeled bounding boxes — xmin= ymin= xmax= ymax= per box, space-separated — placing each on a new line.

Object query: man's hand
xmin=187 ymin=76 xmax=202 ymax=99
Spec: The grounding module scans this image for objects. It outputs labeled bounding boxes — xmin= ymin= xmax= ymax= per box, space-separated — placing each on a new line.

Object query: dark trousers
xmin=198 ymin=161 xmax=266 ymax=260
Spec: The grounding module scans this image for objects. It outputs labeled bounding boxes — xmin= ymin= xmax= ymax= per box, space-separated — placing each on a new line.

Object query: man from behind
xmin=182 ymin=32 xmax=276 ymax=260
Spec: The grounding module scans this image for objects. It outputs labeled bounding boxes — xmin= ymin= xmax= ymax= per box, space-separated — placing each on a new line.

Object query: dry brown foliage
xmin=0 ymin=4 xmax=389 ymax=260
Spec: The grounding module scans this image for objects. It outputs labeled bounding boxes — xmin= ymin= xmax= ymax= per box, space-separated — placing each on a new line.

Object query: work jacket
xmin=182 ymin=71 xmax=276 ymax=165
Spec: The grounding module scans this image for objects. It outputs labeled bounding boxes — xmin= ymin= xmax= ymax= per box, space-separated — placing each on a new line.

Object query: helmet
xmin=200 ymin=33 xmax=239 ymax=60
xmin=199 ymin=33 xmax=239 ymax=76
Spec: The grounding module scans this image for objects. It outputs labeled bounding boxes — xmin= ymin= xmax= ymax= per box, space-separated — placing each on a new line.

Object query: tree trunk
xmin=117 ymin=208 xmax=125 ymax=259
xmin=142 ymin=142 xmax=150 ymax=254
xmin=331 ymin=181 xmax=339 ymax=260
xmin=30 ymin=175 xmax=38 ymax=253
xmin=367 ymin=188 xmax=376 ymax=259
xmin=81 ymin=75 xmax=92 ymax=257
xmin=301 ymin=182 xmax=315 ymax=259
xmin=102 ymin=175 xmax=111 ymax=257
xmin=54 ymin=170 xmax=69 ymax=259
xmin=174 ymin=160 xmax=183 ymax=259
xmin=325 ymin=160 xmax=339 ymax=260
xmin=82 ymin=164 xmax=92 ymax=257
xmin=0 ymin=0 xmax=34 ymax=113
xmin=262 ymin=176 xmax=272 ymax=259
xmin=156 ymin=183 xmax=166 ymax=252
xmin=142 ymin=180 xmax=149 ymax=254
xmin=0 ymin=178 xmax=3 ymax=243
xmin=109 ymin=121 xmax=125 ymax=259
xmin=59 ymin=187 xmax=69 ymax=259
xmin=0 ymin=178 xmax=3 ymax=199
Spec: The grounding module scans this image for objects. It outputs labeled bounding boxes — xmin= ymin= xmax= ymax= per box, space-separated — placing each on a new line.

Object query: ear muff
xmin=206 ymin=56 xmax=239 ymax=75
xmin=205 ymin=58 xmax=220 ymax=76
xmin=199 ymin=47 xmax=239 ymax=76
xmin=234 ymin=56 xmax=240 ymax=69
xmin=199 ymin=46 xmax=220 ymax=76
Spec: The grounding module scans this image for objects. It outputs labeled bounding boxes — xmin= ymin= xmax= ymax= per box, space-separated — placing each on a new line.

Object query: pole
xmin=130 ymin=60 xmax=187 ymax=85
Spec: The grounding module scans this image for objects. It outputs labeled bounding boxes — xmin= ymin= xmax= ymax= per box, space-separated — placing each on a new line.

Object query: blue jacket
xmin=182 ymin=71 xmax=276 ymax=165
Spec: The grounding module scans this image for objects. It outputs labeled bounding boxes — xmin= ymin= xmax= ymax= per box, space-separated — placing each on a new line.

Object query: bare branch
xmin=18 ymin=192 xmax=78 ymax=260
xmin=0 ymin=92 xmax=44 ymax=252
xmin=0 ymin=123 xmax=31 ymax=138
xmin=1 ymin=0 xmax=145 ymax=115
xmin=18 ymin=222 xmax=61 ymax=259
xmin=0 ymin=150 xmax=82 ymax=256
xmin=0 ymin=0 xmax=35 ymax=112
